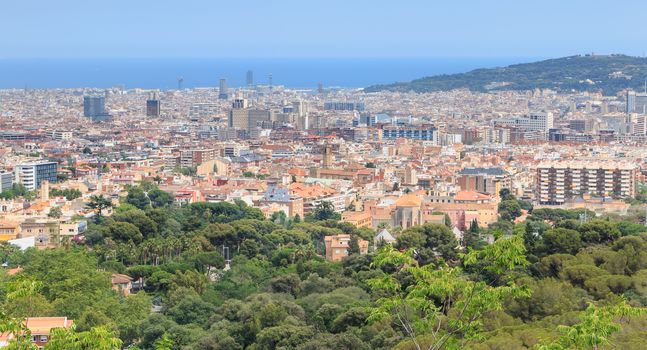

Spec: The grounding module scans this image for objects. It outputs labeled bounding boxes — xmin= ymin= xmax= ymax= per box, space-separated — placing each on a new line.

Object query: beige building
xmin=324 ymin=234 xmax=369 ymax=262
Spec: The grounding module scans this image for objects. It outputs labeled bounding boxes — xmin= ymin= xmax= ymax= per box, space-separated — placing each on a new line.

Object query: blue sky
xmin=1 ymin=0 xmax=645 ymax=58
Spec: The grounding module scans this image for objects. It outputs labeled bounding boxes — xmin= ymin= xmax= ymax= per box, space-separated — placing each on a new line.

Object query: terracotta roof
xmin=111 ymin=273 xmax=133 ymax=284
xmin=454 ymin=191 xmax=492 ymax=202
xmin=395 ymin=194 xmax=422 ymax=207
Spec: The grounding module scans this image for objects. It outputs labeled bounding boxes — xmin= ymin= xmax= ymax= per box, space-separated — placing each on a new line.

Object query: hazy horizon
xmin=3 ymin=0 xmax=647 ymax=59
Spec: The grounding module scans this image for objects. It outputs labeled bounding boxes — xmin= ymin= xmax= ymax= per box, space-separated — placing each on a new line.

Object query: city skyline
xmin=2 ymin=0 xmax=647 ymax=59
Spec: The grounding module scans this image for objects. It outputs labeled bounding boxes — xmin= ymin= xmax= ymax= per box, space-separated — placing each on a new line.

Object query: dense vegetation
xmin=365 ymin=54 xmax=647 ymax=95
xmin=2 ymin=183 xmax=647 ymax=349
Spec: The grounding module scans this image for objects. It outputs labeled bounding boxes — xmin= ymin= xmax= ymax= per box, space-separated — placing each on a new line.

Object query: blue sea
xmin=0 ymin=57 xmax=538 ymax=90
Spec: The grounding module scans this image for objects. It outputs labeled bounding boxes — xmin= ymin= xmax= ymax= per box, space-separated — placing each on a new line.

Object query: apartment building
xmin=536 ymin=161 xmax=637 ymax=205
xmin=15 ymin=162 xmax=58 ymax=190
xmin=180 ymin=149 xmax=217 ymax=168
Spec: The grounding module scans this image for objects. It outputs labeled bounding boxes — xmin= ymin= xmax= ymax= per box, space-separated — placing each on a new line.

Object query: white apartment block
xmin=536 ymin=161 xmax=637 ymax=205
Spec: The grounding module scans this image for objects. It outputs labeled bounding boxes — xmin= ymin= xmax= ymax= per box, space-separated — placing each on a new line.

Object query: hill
xmin=364 ymin=54 xmax=647 ymax=95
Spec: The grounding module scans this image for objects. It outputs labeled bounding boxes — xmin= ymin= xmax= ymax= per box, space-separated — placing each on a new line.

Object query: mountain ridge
xmin=364 ymin=54 xmax=647 ymax=95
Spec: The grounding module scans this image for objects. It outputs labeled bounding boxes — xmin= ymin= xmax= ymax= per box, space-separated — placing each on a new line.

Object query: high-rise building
xmin=15 ymin=162 xmax=58 ymax=190
xmin=0 ymin=170 xmax=13 ymax=192
xmin=228 ymin=99 xmax=274 ymax=137
xmin=627 ymin=90 xmax=636 ymax=113
xmin=536 ymin=161 xmax=637 ymax=205
xmin=219 ymin=78 xmax=228 ymax=100
xmin=83 ymin=95 xmax=106 ymax=118
xmin=146 ymin=91 xmax=161 ymax=117
xmin=246 ymin=70 xmax=254 ymax=86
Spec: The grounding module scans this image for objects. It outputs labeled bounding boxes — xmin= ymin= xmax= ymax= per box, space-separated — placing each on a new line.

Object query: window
xmin=39 ymin=335 xmax=48 ymax=342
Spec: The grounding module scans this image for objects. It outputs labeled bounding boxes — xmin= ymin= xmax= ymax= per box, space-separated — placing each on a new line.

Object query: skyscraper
xmin=246 ymin=70 xmax=254 ymax=86
xmin=146 ymin=91 xmax=161 ymax=117
xmin=219 ymin=78 xmax=228 ymax=100
xmin=83 ymin=95 xmax=105 ymax=118
xmin=627 ymin=90 xmax=636 ymax=113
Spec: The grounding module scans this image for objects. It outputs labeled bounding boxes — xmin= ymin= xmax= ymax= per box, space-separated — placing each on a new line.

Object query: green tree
xmin=368 ymin=234 xmax=530 ymax=350
xmin=154 ymin=333 xmax=174 ymax=350
xmin=47 ymin=207 xmax=63 ymax=219
xmin=87 ymin=195 xmax=113 ymax=218
xmin=538 ymin=298 xmax=646 ymax=350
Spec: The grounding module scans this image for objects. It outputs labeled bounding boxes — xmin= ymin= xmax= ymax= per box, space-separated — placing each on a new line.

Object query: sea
xmin=0 ymin=57 xmax=538 ymax=90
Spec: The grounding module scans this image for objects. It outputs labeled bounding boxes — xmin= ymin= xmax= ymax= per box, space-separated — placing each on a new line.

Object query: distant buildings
xmin=15 ymin=162 xmax=58 ymax=190
xmin=536 ymin=161 xmax=638 ymax=205
xmin=246 ymin=70 xmax=254 ymax=86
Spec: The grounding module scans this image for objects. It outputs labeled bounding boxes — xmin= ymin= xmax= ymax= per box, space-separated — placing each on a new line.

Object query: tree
xmin=125 ymin=187 xmax=151 ymax=210
xmin=87 ymin=195 xmax=112 ymax=218
xmin=542 ymin=228 xmax=583 ymax=255
xmin=538 ymin=298 xmax=646 ymax=350
xmin=310 ymin=201 xmax=340 ymax=221
xmin=499 ymin=199 xmax=522 ymax=221
xmin=47 ymin=207 xmax=63 ymax=219
xmin=368 ymin=234 xmax=530 ymax=350
xmin=154 ymin=333 xmax=174 ymax=350
xmin=148 ymin=189 xmax=174 ymax=208
xmin=396 ymin=223 xmax=459 ymax=264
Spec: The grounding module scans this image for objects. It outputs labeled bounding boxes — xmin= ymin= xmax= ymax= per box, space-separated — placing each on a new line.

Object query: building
xmin=15 ymin=162 xmax=58 ymax=190
xmin=381 ymin=124 xmax=437 ymax=141
xmin=324 ymin=234 xmax=369 ymax=262
xmin=626 ymin=90 xmax=647 ymax=114
xmin=536 ymin=161 xmax=638 ymax=205
xmin=494 ymin=112 xmax=554 ymax=133
xmin=111 ymin=274 xmax=134 ymax=296
xmin=146 ymin=91 xmax=161 ymax=117
xmin=180 ymin=149 xmax=217 ymax=168
xmin=83 ymin=95 xmax=110 ymax=121
xmin=246 ymin=70 xmax=254 ymax=86
xmin=324 ymin=102 xmax=365 ymax=111
xmin=228 ymin=99 xmax=274 ymax=136
xmin=219 ymin=78 xmax=228 ymax=100
xmin=0 ymin=317 xmax=74 ymax=348
xmin=0 ymin=171 xmax=13 ymax=192
xmin=457 ymin=167 xmax=512 ymax=198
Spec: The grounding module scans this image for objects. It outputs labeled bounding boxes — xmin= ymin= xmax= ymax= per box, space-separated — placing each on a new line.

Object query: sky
xmin=1 ymin=0 xmax=646 ymax=59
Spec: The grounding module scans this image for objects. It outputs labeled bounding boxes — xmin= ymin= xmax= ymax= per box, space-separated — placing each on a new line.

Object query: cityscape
xmin=2 ymin=1 xmax=647 ymax=349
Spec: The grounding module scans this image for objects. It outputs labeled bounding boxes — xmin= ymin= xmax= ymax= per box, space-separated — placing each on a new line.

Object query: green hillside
xmin=365 ymin=54 xmax=647 ymax=95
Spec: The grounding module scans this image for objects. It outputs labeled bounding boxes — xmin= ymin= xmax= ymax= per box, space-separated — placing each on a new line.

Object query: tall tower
xmin=177 ymin=76 xmax=184 ymax=90
xmin=268 ymin=74 xmax=273 ymax=93
xmin=322 ymin=145 xmax=333 ymax=168
xmin=246 ymin=70 xmax=254 ymax=86
xmin=146 ymin=91 xmax=161 ymax=117
xmin=219 ymin=78 xmax=229 ymax=99
xmin=627 ymin=90 xmax=636 ymax=113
